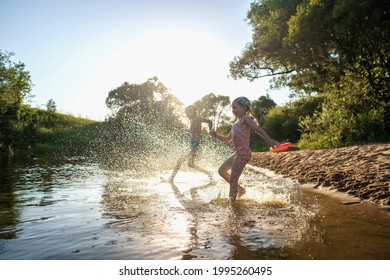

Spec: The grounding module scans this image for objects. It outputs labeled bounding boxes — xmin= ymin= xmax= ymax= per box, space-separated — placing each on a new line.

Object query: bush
xmin=298 ymin=74 xmax=389 ymax=149
xmin=262 ymin=96 xmax=324 ymax=144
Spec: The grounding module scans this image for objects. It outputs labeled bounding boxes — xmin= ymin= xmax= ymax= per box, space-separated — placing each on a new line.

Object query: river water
xmin=1 ymin=156 xmax=390 ymax=260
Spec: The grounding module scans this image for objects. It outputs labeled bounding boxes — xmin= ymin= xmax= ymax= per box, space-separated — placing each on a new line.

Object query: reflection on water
xmin=1 ymin=157 xmax=390 ymax=259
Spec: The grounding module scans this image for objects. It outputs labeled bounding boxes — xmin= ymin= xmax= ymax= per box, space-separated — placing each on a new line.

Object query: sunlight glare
xmin=91 ymin=27 xmax=232 ymax=106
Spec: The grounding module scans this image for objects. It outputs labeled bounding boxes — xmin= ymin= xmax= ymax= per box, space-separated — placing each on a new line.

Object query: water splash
xmin=95 ymin=114 xmax=231 ymax=177
xmin=98 ymin=161 xmax=318 ymax=260
xmin=79 ymin=114 xmax=318 ymax=257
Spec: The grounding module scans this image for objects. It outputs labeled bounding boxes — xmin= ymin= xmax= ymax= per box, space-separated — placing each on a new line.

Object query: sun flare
xmin=143 ymin=28 xmax=231 ymax=105
xmin=95 ymin=27 xmax=232 ymax=106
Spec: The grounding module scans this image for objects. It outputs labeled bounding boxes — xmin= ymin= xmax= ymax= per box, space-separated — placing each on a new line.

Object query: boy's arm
xmin=203 ymin=119 xmax=213 ymax=131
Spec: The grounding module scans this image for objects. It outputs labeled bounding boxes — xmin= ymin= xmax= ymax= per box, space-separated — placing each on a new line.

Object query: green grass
xmin=15 ymin=106 xmax=102 ymax=156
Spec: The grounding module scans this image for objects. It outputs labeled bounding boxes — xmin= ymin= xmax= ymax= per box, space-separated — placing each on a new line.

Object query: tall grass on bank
xmin=10 ymin=106 xmax=102 ymax=157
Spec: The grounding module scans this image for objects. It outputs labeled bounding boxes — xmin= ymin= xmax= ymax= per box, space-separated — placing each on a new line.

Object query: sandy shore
xmin=250 ymin=143 xmax=390 ymax=206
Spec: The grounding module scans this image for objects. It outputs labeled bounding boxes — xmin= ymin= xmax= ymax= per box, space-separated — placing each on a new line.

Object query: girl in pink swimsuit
xmin=210 ymin=97 xmax=279 ymax=202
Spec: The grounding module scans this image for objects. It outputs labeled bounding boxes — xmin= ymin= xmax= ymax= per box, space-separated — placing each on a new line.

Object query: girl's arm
xmin=209 ymin=130 xmax=232 ymax=144
xmin=243 ymin=115 xmax=279 ymax=147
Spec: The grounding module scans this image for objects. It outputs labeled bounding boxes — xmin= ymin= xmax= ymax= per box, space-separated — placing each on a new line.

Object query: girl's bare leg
xmin=218 ymin=154 xmax=235 ymax=183
xmin=229 ymin=155 xmax=249 ymax=202
xmin=218 ymin=154 xmax=247 ymax=201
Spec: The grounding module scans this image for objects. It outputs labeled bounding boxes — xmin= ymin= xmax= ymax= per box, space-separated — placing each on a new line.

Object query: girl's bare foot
xmin=237 ymin=186 xmax=246 ymax=198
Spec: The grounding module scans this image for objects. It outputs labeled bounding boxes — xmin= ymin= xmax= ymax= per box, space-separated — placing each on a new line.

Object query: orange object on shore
xmin=270 ymin=142 xmax=293 ymax=152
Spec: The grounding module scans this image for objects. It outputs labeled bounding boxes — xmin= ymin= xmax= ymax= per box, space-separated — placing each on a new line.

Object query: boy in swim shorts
xmin=166 ymin=105 xmax=214 ymax=183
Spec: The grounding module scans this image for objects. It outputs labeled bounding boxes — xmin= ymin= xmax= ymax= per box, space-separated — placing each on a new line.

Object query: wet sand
xmin=250 ymin=143 xmax=390 ymax=206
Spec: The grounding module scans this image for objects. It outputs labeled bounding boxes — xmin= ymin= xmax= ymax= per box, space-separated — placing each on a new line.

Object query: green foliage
xmin=105 ymin=76 xmax=184 ymax=130
xmin=193 ymin=93 xmax=231 ymax=129
xmin=232 ymin=0 xmax=390 ymax=94
xmin=260 ymin=96 xmax=324 ymax=143
xmin=299 ymin=74 xmax=389 ymax=149
xmin=0 ymin=50 xmax=33 ymax=154
xmin=250 ymin=94 xmax=277 ymax=125
xmin=106 ymin=77 xmax=165 ymax=114
xmin=11 ymin=105 xmax=100 ymax=156
xmin=230 ymin=0 xmax=389 ymax=148
xmin=230 ymin=0 xmax=301 ymax=82
xmin=46 ymin=99 xmax=57 ymax=113
xmin=263 ymin=106 xmax=298 ymax=142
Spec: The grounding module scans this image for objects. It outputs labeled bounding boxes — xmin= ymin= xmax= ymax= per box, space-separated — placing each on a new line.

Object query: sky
xmin=1 ymin=0 xmax=291 ymax=120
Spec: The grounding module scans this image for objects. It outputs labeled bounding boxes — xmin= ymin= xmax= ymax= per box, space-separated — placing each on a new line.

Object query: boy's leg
xmin=168 ymin=155 xmax=186 ymax=182
xmin=187 ymin=148 xmax=197 ymax=168
xmin=192 ymin=164 xmax=214 ymax=182
xmin=188 ymin=148 xmax=214 ymax=182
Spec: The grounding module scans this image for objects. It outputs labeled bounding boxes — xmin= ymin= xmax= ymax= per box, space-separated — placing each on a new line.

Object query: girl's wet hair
xmin=234 ymin=96 xmax=257 ymax=121
xmin=234 ymin=96 xmax=251 ymax=109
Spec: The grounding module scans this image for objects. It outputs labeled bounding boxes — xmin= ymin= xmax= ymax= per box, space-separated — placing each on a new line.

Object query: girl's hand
xmin=269 ymin=139 xmax=280 ymax=148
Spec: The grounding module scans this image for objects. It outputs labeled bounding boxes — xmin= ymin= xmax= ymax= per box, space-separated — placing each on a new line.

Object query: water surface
xmin=1 ymin=157 xmax=389 ymax=259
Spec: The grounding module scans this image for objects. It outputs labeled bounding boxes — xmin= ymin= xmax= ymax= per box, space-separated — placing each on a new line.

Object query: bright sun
xmin=96 ymin=27 xmax=232 ymax=106
xmin=139 ymin=28 xmax=230 ymax=105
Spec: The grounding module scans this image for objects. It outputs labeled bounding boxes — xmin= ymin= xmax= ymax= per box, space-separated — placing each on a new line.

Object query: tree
xmin=101 ymin=77 xmax=188 ymax=171
xmin=231 ymin=0 xmax=390 ymax=96
xmin=193 ymin=93 xmax=230 ymax=129
xmin=230 ymin=0 xmax=300 ymax=85
xmin=106 ymin=76 xmax=166 ymax=116
xmin=250 ymin=94 xmax=276 ymax=125
xmin=262 ymin=95 xmax=324 ymax=143
xmin=106 ymin=76 xmax=186 ymax=133
xmin=0 ymin=50 xmax=33 ymax=154
xmin=105 ymin=76 xmax=183 ymax=125
xmin=230 ymin=0 xmax=390 ymax=146
xmin=46 ymin=99 xmax=57 ymax=113
xmin=298 ymin=73 xmax=387 ymax=148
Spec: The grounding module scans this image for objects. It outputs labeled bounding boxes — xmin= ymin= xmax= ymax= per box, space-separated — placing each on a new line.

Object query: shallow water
xmin=1 ymin=157 xmax=390 ymax=260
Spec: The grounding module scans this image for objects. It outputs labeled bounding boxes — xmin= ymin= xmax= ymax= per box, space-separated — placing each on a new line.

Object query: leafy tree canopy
xmin=0 ymin=50 xmax=32 ymax=116
xmin=106 ymin=76 xmax=166 ymax=115
xmin=230 ymin=0 xmax=389 ymax=147
xmin=193 ymin=93 xmax=231 ymax=129
xmin=230 ymin=0 xmax=390 ymax=99
xmin=105 ymin=76 xmax=183 ymax=128
xmin=250 ymin=94 xmax=277 ymax=125
xmin=0 ymin=50 xmax=33 ymax=153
